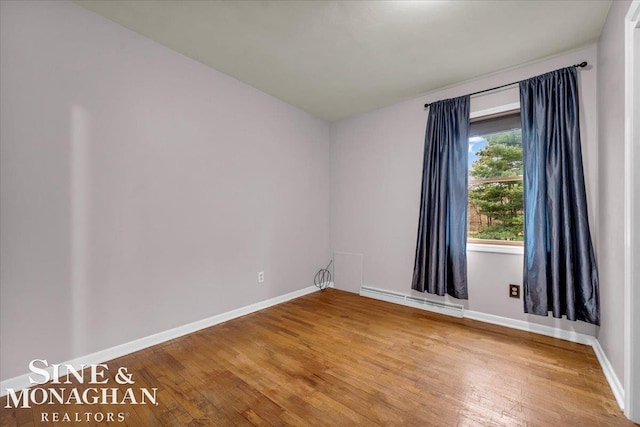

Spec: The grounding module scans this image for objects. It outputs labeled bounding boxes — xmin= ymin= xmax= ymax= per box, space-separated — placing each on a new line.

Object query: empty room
xmin=1 ymin=0 xmax=639 ymax=425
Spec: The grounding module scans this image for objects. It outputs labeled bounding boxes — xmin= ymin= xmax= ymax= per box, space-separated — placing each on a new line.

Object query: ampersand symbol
xmin=115 ymin=367 xmax=135 ymax=384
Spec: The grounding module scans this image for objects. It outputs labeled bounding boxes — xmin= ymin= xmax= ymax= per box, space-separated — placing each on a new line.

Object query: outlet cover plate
xmin=509 ymin=284 xmax=520 ymax=299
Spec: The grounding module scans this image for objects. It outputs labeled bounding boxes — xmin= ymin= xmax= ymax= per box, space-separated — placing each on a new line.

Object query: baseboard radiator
xmin=359 ymin=286 xmax=464 ymax=318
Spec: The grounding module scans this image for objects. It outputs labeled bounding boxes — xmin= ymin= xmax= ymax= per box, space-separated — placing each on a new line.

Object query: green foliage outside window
xmin=468 ymin=129 xmax=524 ymax=241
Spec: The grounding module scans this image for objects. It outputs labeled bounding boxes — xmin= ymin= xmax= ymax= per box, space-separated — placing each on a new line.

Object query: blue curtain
xmin=520 ymin=67 xmax=600 ymax=325
xmin=412 ymin=96 xmax=469 ymax=299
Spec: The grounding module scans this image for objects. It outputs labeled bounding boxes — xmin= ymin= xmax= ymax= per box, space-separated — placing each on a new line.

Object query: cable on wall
xmin=314 ymin=260 xmax=332 ymax=291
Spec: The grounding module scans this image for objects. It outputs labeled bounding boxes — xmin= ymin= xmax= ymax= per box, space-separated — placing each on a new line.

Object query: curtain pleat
xmin=412 ymin=96 xmax=469 ymax=299
xmin=519 ymin=67 xmax=600 ymax=325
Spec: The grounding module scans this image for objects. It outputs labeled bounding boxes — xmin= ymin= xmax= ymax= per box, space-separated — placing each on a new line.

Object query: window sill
xmin=467 ymin=243 xmax=524 ymax=255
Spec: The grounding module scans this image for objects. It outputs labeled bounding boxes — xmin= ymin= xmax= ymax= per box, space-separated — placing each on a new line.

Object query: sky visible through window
xmin=468 ymin=136 xmax=486 ymax=172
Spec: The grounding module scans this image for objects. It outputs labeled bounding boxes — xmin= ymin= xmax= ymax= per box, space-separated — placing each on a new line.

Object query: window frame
xmin=467 ymin=102 xmax=524 ymax=255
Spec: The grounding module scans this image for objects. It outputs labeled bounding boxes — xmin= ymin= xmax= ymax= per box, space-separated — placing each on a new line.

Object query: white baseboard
xmin=464 ymin=310 xmax=594 ymax=346
xmin=591 ymin=338 xmax=626 ymax=411
xmin=359 ymin=285 xmax=464 ymax=318
xmin=0 ymin=283 xmax=332 ymax=397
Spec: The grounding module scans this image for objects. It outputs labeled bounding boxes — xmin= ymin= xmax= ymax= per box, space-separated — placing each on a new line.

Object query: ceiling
xmin=75 ymin=0 xmax=611 ymax=122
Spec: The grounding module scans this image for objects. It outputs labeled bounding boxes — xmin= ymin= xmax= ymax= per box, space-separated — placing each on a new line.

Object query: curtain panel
xmin=519 ymin=67 xmax=600 ymax=325
xmin=412 ymin=96 xmax=470 ymax=299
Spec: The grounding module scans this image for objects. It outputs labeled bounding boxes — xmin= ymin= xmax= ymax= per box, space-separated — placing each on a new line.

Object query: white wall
xmin=597 ymin=0 xmax=633 ymax=393
xmin=330 ymin=45 xmax=599 ymax=336
xmin=0 ymin=1 xmax=330 ymax=381
xmin=1 ymin=0 xmax=625 ymax=392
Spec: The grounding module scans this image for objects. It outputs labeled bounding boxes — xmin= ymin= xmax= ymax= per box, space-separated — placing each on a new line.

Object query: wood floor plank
xmin=1 ymin=289 xmax=635 ymax=426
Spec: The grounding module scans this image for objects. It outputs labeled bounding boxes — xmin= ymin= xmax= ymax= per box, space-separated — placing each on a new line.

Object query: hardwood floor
xmin=1 ymin=289 xmax=635 ymax=426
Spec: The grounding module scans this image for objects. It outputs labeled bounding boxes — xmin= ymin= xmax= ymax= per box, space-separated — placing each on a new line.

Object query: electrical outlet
xmin=258 ymin=272 xmax=264 ymax=283
xmin=509 ymin=284 xmax=520 ymax=299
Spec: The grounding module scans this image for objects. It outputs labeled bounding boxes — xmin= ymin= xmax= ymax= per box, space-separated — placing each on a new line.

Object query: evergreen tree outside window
xmin=468 ymin=111 xmax=523 ymax=245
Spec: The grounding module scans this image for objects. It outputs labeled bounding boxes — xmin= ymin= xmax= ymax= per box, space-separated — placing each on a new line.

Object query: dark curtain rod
xmin=423 ymin=61 xmax=588 ymax=109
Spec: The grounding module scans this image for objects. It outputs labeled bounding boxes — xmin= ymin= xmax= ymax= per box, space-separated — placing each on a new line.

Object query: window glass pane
xmin=468 ymin=129 xmax=522 ymax=179
xmin=468 ymin=180 xmax=524 ymax=241
xmin=468 ymin=113 xmax=523 ymax=243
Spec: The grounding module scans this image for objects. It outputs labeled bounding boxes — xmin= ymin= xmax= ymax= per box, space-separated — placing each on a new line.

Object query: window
xmin=467 ymin=109 xmax=523 ymax=246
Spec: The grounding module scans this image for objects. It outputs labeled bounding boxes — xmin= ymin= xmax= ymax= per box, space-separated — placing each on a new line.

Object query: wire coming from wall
xmin=314 ymin=260 xmax=332 ymax=291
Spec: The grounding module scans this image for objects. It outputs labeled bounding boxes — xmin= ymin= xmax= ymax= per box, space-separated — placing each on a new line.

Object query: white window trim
xmin=470 ymin=102 xmax=520 ymax=120
xmin=467 ymin=101 xmax=523 ymax=255
xmin=467 ymin=243 xmax=523 ymax=255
